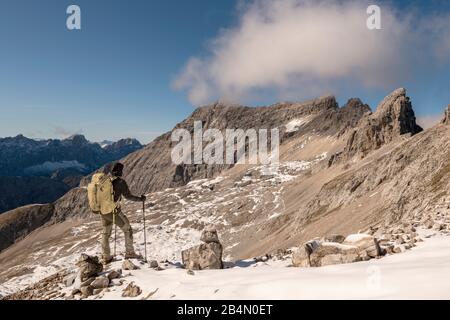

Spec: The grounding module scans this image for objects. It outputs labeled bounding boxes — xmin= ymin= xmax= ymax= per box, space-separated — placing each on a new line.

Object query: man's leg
xmin=114 ymin=210 xmax=137 ymax=256
xmin=101 ymin=213 xmax=113 ymax=261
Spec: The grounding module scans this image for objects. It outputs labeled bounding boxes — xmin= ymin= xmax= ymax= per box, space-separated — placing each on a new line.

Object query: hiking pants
xmin=101 ymin=210 xmax=134 ymax=257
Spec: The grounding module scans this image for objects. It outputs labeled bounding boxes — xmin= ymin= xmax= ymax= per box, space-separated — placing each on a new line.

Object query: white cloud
xmin=173 ymin=0 xmax=450 ymax=106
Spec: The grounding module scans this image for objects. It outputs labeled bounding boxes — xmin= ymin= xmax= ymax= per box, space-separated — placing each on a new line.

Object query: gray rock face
xmin=344 ymin=88 xmax=422 ymax=159
xmin=75 ymin=254 xmax=103 ymax=281
xmin=441 ymin=105 xmax=450 ymax=125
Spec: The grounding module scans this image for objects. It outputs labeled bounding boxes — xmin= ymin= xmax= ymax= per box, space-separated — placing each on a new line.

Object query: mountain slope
xmin=1 ymin=88 xmax=449 ymax=298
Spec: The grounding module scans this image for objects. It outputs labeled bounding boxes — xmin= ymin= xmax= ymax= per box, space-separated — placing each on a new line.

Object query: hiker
xmin=88 ymin=162 xmax=146 ymax=264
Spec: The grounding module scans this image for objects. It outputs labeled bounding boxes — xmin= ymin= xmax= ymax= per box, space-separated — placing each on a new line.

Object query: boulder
xmin=343 ymin=234 xmax=383 ymax=258
xmin=91 ymin=276 xmax=110 ymax=289
xmin=292 ymin=234 xmax=384 ymax=267
xmin=75 ymin=254 xmax=103 ymax=281
xmin=122 ymin=282 xmax=142 ymax=298
xmin=309 ymin=242 xmax=361 ymax=267
xmin=200 ymin=226 xmax=220 ymax=243
xmin=182 ymin=242 xmax=223 ymax=270
xmin=292 ymin=245 xmax=312 ymax=267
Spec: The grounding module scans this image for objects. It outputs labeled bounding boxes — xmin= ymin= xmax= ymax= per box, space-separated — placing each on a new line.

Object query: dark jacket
xmin=112 ymin=177 xmax=141 ymax=202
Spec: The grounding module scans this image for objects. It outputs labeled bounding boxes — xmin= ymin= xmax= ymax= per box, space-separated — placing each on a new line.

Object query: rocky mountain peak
xmin=64 ymin=134 xmax=89 ymax=146
xmin=344 ymin=88 xmax=422 ymax=158
xmin=441 ymin=105 xmax=450 ymax=125
xmin=372 ymin=88 xmax=422 ymax=135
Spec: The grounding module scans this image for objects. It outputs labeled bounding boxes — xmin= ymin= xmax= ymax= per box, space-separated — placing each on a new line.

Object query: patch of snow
xmin=95 ymin=235 xmax=450 ymax=300
xmin=285 ymin=118 xmax=308 ymax=133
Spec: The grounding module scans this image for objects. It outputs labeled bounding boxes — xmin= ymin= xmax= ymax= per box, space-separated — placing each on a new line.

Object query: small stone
xmin=149 ymin=260 xmax=159 ymax=268
xmin=107 ymin=269 xmax=122 ymax=280
xmin=393 ymin=246 xmax=402 ymax=254
xmin=122 ymin=282 xmax=142 ymax=298
xmin=93 ymin=289 xmax=103 ymax=295
xmin=80 ymin=285 xmax=93 ymax=298
xmin=187 ymin=269 xmax=195 ymax=276
xmin=91 ymin=276 xmax=109 ymax=289
xmin=122 ymin=260 xmax=139 ymax=270
xmin=81 ymin=277 xmax=95 ymax=288
xmin=71 ymin=288 xmax=81 ymax=296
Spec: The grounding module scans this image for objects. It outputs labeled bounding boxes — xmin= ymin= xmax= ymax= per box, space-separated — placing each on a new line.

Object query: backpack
xmin=87 ymin=173 xmax=118 ymax=215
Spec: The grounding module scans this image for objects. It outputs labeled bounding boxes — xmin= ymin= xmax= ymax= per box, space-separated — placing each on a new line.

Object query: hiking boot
xmin=101 ymin=255 xmax=114 ymax=265
xmin=125 ymin=252 xmax=143 ymax=260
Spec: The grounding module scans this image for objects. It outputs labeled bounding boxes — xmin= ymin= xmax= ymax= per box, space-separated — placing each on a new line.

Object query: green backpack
xmin=87 ymin=173 xmax=118 ymax=215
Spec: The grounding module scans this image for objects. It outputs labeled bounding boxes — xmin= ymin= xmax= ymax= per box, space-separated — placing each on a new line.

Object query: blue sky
xmin=0 ymin=0 xmax=449 ymax=143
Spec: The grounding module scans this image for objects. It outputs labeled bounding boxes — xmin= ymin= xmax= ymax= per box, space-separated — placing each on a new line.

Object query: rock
xmin=309 ymin=243 xmax=361 ymax=267
xmin=93 ymin=289 xmax=103 ymax=295
xmin=182 ymin=242 xmax=223 ymax=270
xmin=71 ymin=288 xmax=81 ymax=296
xmin=322 ymin=234 xmax=345 ymax=243
xmin=63 ymin=273 xmax=77 ymax=287
xmin=424 ymin=219 xmax=434 ymax=229
xmin=433 ymin=223 xmax=443 ymax=231
xmin=187 ymin=269 xmax=195 ymax=276
xmin=292 ymin=244 xmax=312 ymax=267
xmin=440 ymin=105 xmax=450 ymax=125
xmin=80 ymin=285 xmax=93 ymax=298
xmin=76 ymin=254 xmax=103 ymax=281
xmin=344 ymin=88 xmax=422 ymax=159
xmin=293 ymin=234 xmax=384 ymax=268
xmin=91 ymin=276 xmax=109 ymax=289
xmin=343 ymin=234 xmax=383 ymax=258
xmin=200 ymin=225 xmax=220 ymax=243
xmin=122 ymin=260 xmax=139 ymax=270
xmin=393 ymin=246 xmax=402 ymax=254
xmin=254 ymin=254 xmax=270 ymax=263
xmin=122 ymin=282 xmax=142 ymax=298
xmin=107 ymin=269 xmax=122 ymax=280
xmin=80 ymin=277 xmax=95 ymax=288
xmin=149 ymin=260 xmax=159 ymax=268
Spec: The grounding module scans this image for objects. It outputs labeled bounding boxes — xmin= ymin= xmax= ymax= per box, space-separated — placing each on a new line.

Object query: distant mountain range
xmin=0 ymin=134 xmax=143 ymax=213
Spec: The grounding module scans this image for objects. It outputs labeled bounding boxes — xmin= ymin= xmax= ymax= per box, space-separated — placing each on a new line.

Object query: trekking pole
xmin=142 ymin=200 xmax=147 ymax=263
xmin=113 ymin=212 xmax=117 ymax=257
